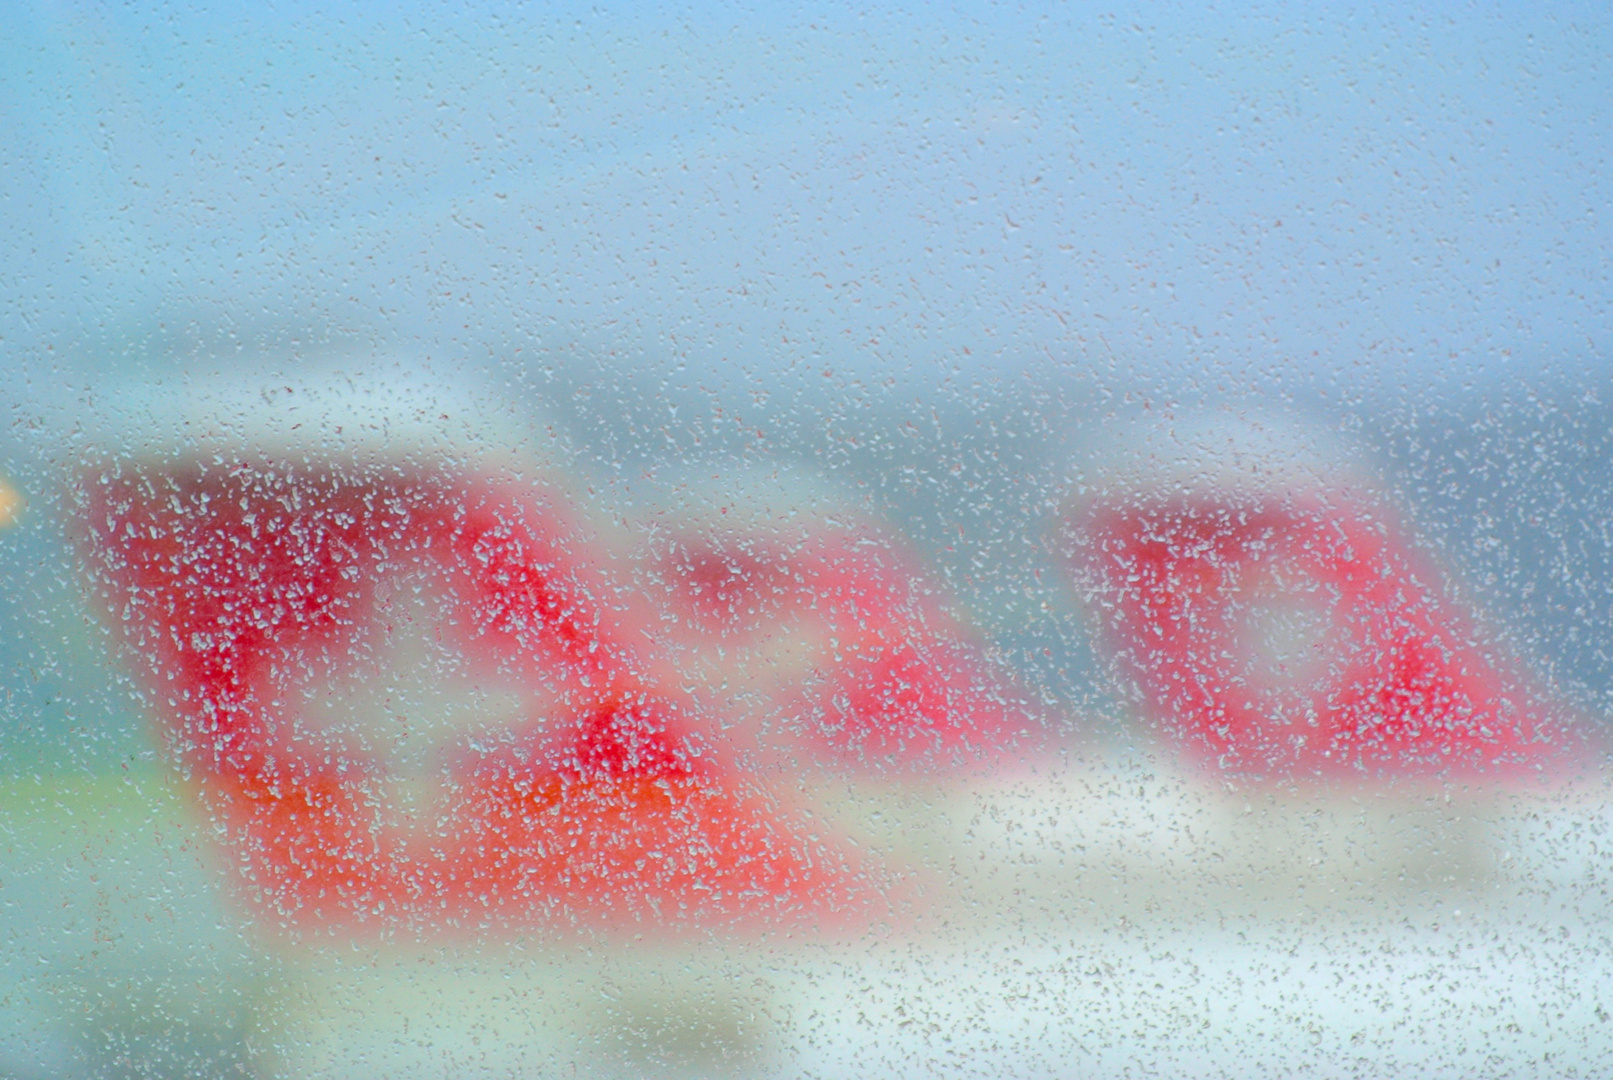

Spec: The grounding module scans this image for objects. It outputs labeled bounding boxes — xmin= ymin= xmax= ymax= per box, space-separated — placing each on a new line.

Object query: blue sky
xmin=3 ymin=3 xmax=1608 ymax=403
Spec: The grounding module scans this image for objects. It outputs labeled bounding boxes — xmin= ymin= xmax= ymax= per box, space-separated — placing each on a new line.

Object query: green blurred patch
xmin=0 ymin=770 xmax=286 ymax=1080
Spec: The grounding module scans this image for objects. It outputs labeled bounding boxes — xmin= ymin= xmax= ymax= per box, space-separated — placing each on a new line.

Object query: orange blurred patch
xmin=0 ymin=475 xmax=23 ymax=529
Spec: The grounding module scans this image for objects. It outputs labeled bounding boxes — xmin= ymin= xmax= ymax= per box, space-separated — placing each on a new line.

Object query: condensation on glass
xmin=2 ymin=7 xmax=1610 ymax=1078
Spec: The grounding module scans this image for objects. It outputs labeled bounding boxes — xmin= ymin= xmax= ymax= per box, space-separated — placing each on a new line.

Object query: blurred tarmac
xmin=6 ymin=753 xmax=1613 ymax=1077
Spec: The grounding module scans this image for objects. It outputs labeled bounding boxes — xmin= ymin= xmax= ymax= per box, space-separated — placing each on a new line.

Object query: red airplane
xmin=1060 ymin=421 xmax=1590 ymax=782
xmin=75 ymin=456 xmax=878 ymax=936
xmin=643 ymin=513 xmax=1040 ymax=775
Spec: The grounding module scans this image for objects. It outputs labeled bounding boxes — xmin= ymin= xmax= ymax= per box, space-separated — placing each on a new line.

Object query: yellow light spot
xmin=0 ymin=476 xmax=23 ymax=529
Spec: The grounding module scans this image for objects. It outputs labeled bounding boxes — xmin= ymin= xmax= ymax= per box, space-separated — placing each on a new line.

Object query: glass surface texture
xmin=3 ymin=6 xmax=1612 ymax=1078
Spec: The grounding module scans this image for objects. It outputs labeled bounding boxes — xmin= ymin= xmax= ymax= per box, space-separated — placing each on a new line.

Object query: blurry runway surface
xmin=5 ymin=754 xmax=1610 ymax=1078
